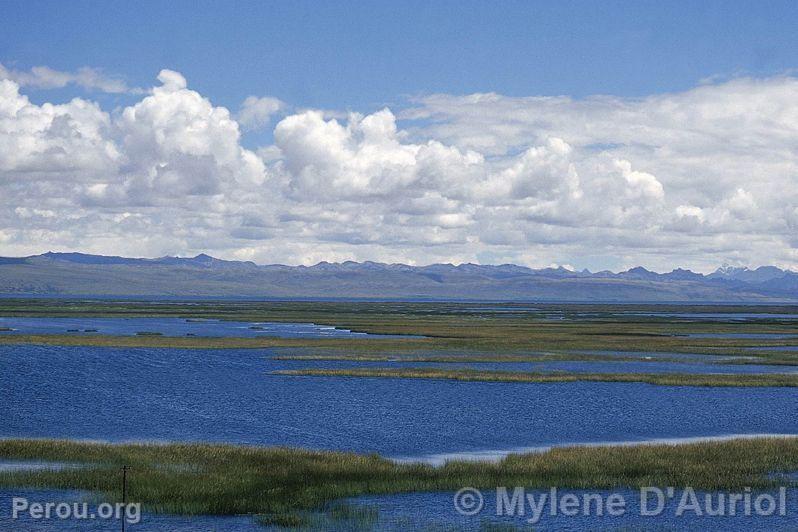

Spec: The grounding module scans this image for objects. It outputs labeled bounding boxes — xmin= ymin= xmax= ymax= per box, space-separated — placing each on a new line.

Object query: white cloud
xmin=723 ymin=187 xmax=756 ymax=218
xmin=613 ymin=159 xmax=664 ymax=200
xmin=676 ymin=205 xmax=705 ymax=221
xmin=111 ymin=69 xmax=266 ymax=203
xmin=0 ymin=62 xmax=139 ymax=94
xmin=475 ymin=138 xmax=580 ymax=202
xmin=0 ymin=79 xmax=119 ymax=174
xmin=237 ymin=96 xmax=285 ymax=131
xmin=1 ymin=68 xmax=798 ymax=272
xmin=274 ymin=108 xmax=482 ymax=200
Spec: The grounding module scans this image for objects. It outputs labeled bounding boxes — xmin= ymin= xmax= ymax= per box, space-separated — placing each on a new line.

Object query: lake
xmin=4 ymin=344 xmax=798 ymax=457
xmin=3 ymin=340 xmax=798 ymax=530
xmin=346 ymin=488 xmax=798 ymax=531
xmin=0 ymin=316 xmax=414 ymax=338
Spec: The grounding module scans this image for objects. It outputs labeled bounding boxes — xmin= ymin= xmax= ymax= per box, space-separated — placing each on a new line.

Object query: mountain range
xmin=0 ymin=252 xmax=797 ymax=301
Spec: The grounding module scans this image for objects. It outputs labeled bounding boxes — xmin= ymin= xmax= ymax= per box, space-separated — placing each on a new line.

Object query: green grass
xmin=2 ymin=301 xmax=798 ymax=524
xmin=276 ymin=367 xmax=798 ymax=387
xmin=271 ymin=352 xmax=696 ymax=364
xmin=1 ymin=300 xmax=796 ymax=365
xmin=1 ymin=437 xmax=797 ymax=522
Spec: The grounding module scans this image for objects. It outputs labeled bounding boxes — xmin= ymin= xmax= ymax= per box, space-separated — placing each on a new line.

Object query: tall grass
xmin=276 ymin=367 xmax=798 ymax=387
xmin=1 ymin=437 xmax=797 ymax=520
xmin=1 ymin=300 xmax=796 ymax=366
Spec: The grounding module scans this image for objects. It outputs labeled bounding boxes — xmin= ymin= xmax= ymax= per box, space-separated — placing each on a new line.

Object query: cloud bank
xmin=1 ymin=68 xmax=797 ymax=272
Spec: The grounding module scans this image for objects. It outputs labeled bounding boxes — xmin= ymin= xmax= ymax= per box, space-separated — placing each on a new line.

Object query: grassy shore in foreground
xmin=275 ymin=367 xmax=798 ymax=387
xmin=1 ymin=438 xmax=797 ymax=524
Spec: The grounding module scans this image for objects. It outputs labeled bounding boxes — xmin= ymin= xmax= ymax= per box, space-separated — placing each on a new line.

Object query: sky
xmin=1 ymin=1 xmax=798 ymax=272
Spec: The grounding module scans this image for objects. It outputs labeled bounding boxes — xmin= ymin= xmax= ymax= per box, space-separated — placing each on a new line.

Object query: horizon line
xmin=2 ymin=250 xmax=796 ymax=277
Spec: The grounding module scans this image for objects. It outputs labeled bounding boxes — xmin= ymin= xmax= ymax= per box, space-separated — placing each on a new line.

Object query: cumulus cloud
xmin=237 ymin=96 xmax=285 ymax=131
xmin=0 ymin=62 xmax=139 ymax=94
xmin=397 ymin=78 xmax=798 ymax=269
xmin=1 ymin=68 xmax=797 ymax=272
xmin=474 ymin=138 xmax=580 ymax=203
xmin=0 ymin=79 xmax=119 ymax=174
xmin=613 ymin=159 xmax=664 ymax=201
xmin=274 ymin=108 xmax=483 ymax=200
xmin=111 ymin=69 xmax=266 ymax=203
xmin=0 ymin=69 xmax=266 ymax=257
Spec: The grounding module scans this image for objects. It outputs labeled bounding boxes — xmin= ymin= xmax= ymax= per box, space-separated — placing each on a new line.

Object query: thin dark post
xmin=121 ymin=465 xmax=128 ymax=532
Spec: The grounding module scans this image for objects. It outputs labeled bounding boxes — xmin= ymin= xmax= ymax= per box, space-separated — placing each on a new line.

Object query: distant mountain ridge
xmin=0 ymin=252 xmax=797 ymax=301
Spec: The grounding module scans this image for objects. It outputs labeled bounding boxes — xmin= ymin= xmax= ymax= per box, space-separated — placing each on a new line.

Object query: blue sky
xmin=4 ymin=1 xmax=798 ymax=109
xmin=2 ymin=1 xmax=798 ymax=271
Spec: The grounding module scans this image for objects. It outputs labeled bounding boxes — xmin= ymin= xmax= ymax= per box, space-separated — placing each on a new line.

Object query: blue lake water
xmin=4 ymin=344 xmax=798 ymax=457
xmin=4 ymin=486 xmax=796 ymax=530
xmin=0 ymin=317 xmax=406 ymax=338
xmin=346 ymin=488 xmax=798 ymax=531
xmin=4 ymin=343 xmax=798 ymax=530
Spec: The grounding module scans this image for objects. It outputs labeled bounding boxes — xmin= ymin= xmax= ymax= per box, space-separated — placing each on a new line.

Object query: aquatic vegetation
xmin=276 ymin=367 xmax=798 ymax=387
xmin=271 ymin=352 xmax=693 ymax=363
xmin=3 ymin=300 xmax=798 ymax=525
xmin=1 ymin=437 xmax=797 ymax=521
xmin=0 ymin=301 xmax=795 ymax=367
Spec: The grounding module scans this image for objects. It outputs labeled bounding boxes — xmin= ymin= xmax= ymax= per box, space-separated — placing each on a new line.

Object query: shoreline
xmin=275 ymin=366 xmax=798 ymax=387
xmin=391 ymin=433 xmax=798 ymax=466
xmin=5 ymin=432 xmax=798 ymax=467
xmin=2 ymin=435 xmax=798 ymax=522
